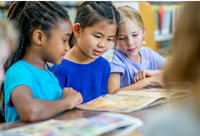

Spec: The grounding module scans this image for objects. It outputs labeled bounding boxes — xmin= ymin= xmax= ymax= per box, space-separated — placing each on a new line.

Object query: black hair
xmin=0 ymin=1 xmax=70 ymax=115
xmin=69 ymin=1 xmax=120 ymax=48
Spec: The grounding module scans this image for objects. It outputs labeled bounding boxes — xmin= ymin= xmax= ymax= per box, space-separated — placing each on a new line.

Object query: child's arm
xmin=134 ymin=62 xmax=169 ymax=83
xmin=133 ymin=69 xmax=163 ymax=83
xmin=11 ymin=85 xmax=83 ymax=122
xmin=108 ymin=73 xmax=165 ymax=94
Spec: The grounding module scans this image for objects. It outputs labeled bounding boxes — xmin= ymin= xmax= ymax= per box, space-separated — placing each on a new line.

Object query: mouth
xmin=128 ymin=48 xmax=136 ymax=52
xmin=61 ymin=53 xmax=66 ymax=59
xmin=93 ymin=50 xmax=102 ymax=56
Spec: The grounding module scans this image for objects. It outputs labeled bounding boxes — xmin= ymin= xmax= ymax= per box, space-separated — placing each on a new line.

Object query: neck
xmin=127 ymin=53 xmax=141 ymax=63
xmin=22 ymin=46 xmax=46 ymax=70
xmin=65 ymin=44 xmax=95 ymax=64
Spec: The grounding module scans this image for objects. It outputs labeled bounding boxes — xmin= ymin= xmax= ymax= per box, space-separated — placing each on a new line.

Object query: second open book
xmin=76 ymin=88 xmax=192 ymax=113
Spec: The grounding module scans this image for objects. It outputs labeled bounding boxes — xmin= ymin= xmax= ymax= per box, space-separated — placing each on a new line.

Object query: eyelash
xmin=118 ymin=34 xmax=138 ymax=40
xmin=63 ymin=40 xmax=67 ymax=43
xmin=94 ymin=35 xmax=100 ymax=39
xmin=94 ymin=35 xmax=113 ymax=42
xmin=133 ymin=34 xmax=138 ymax=37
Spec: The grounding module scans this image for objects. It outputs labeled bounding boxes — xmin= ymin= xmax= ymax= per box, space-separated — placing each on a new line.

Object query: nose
xmin=65 ymin=42 xmax=71 ymax=52
xmin=126 ymin=37 xmax=134 ymax=46
xmin=98 ymin=39 xmax=106 ymax=48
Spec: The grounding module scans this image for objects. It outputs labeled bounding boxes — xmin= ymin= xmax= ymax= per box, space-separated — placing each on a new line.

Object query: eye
xmin=94 ymin=35 xmax=100 ymax=39
xmin=107 ymin=39 xmax=112 ymax=41
xmin=63 ymin=39 xmax=67 ymax=43
xmin=132 ymin=34 xmax=138 ymax=37
xmin=118 ymin=37 xmax=124 ymax=40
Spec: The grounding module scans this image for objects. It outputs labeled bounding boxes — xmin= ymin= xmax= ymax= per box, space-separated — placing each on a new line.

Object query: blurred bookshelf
xmin=0 ymin=1 xmax=10 ymax=19
xmin=0 ymin=1 xmax=182 ymax=60
xmin=0 ymin=1 xmax=83 ymax=24
xmin=150 ymin=1 xmax=182 ymax=59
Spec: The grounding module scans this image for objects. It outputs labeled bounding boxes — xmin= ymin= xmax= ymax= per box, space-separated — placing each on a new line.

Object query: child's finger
xmin=143 ymin=72 xmax=146 ymax=79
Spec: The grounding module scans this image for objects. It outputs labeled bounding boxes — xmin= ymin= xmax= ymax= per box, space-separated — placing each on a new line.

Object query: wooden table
xmin=0 ymin=96 xmax=189 ymax=136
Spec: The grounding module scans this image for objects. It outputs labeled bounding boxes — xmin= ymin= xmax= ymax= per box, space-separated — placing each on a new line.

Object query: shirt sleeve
xmin=109 ymin=52 xmax=126 ymax=75
xmin=147 ymin=47 xmax=167 ymax=69
xmin=4 ymin=65 xmax=33 ymax=107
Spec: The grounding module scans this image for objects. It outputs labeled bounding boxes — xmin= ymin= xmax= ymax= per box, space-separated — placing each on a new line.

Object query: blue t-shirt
xmin=51 ymin=56 xmax=110 ymax=103
xmin=4 ymin=60 xmax=63 ymax=122
xmin=110 ymin=47 xmax=167 ymax=88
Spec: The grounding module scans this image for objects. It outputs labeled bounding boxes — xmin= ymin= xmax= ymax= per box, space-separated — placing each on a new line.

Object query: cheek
xmin=117 ymin=41 xmax=127 ymax=48
xmin=135 ymin=36 xmax=143 ymax=46
xmin=104 ymin=42 xmax=112 ymax=52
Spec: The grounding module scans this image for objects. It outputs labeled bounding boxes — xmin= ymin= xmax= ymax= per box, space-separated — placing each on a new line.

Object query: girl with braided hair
xmin=1 ymin=1 xmax=83 ymax=122
xmin=51 ymin=1 xmax=120 ymax=102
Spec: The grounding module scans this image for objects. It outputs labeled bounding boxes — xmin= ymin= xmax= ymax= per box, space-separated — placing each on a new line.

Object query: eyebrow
xmin=118 ymin=31 xmax=139 ymax=36
xmin=64 ymin=33 xmax=71 ymax=36
xmin=94 ymin=31 xmax=115 ymax=38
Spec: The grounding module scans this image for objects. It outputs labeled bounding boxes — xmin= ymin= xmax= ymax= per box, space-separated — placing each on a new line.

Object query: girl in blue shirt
xmin=108 ymin=6 xmax=168 ymax=94
xmin=51 ymin=1 xmax=120 ymax=103
xmin=1 ymin=1 xmax=83 ymax=122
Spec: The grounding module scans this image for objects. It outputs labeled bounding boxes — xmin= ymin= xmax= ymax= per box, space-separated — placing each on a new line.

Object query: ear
xmin=73 ymin=23 xmax=82 ymax=38
xmin=32 ymin=29 xmax=45 ymax=46
xmin=142 ymin=27 xmax=146 ymax=38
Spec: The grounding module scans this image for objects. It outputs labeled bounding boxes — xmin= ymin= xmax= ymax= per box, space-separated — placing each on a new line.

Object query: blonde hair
xmin=117 ymin=5 xmax=145 ymax=31
xmin=0 ymin=18 xmax=18 ymax=52
xmin=164 ymin=2 xmax=200 ymax=111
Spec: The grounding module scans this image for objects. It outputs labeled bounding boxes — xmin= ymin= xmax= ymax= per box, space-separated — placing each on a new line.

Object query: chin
xmin=92 ymin=56 xmax=100 ymax=60
xmin=53 ymin=60 xmax=63 ymax=65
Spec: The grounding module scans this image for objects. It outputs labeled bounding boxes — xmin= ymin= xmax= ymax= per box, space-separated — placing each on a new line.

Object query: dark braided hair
xmin=69 ymin=1 xmax=120 ymax=48
xmin=0 ymin=1 xmax=70 ymax=114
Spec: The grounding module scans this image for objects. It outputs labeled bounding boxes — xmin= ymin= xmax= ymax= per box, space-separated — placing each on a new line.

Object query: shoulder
xmin=111 ymin=50 xmax=126 ymax=62
xmin=98 ymin=56 xmax=110 ymax=66
xmin=140 ymin=47 xmax=156 ymax=54
xmin=51 ymin=60 xmax=71 ymax=72
xmin=6 ymin=60 xmax=33 ymax=77
xmin=110 ymin=50 xmax=127 ymax=67
xmin=140 ymin=47 xmax=161 ymax=59
xmin=4 ymin=61 xmax=35 ymax=96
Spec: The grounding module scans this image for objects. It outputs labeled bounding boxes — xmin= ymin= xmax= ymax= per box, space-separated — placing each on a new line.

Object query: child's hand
xmin=134 ymin=70 xmax=155 ymax=83
xmin=61 ymin=87 xmax=83 ymax=109
xmin=134 ymin=70 xmax=163 ymax=83
xmin=144 ymin=74 xmax=165 ymax=87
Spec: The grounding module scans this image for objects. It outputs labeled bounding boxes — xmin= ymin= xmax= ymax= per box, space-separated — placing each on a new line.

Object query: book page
xmin=117 ymin=88 xmax=191 ymax=99
xmin=0 ymin=113 xmax=143 ymax=136
xmin=76 ymin=94 xmax=168 ymax=113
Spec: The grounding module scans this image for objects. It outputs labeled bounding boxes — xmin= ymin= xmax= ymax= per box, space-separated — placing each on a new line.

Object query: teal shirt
xmin=4 ymin=60 xmax=63 ymax=122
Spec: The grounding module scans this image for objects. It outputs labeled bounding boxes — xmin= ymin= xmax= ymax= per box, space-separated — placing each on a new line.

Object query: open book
xmin=0 ymin=113 xmax=143 ymax=136
xmin=76 ymin=88 xmax=192 ymax=113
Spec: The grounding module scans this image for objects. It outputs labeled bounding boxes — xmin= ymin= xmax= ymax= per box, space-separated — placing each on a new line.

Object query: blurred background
xmin=0 ymin=1 xmax=182 ymax=61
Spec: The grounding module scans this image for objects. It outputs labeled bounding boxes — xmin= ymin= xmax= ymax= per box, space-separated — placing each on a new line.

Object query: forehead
xmin=50 ymin=20 xmax=73 ymax=35
xmin=84 ymin=21 xmax=117 ymax=34
xmin=119 ymin=20 xmax=142 ymax=33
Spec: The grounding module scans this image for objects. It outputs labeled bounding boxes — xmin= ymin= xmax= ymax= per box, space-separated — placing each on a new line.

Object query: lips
xmin=93 ymin=50 xmax=102 ymax=56
xmin=61 ymin=52 xmax=66 ymax=59
xmin=128 ymin=48 xmax=136 ymax=52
